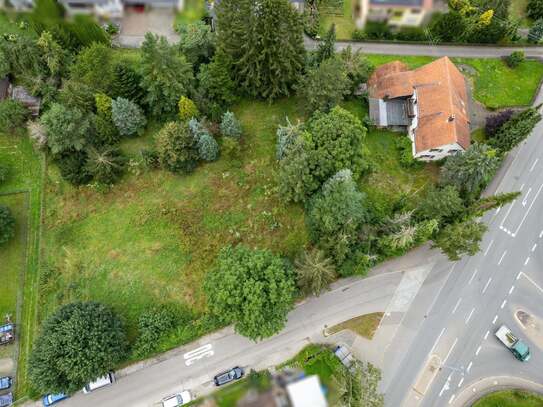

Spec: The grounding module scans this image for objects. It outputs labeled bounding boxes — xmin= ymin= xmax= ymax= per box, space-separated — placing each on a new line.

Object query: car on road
xmin=42 ymin=393 xmax=69 ymax=406
xmin=0 ymin=377 xmax=11 ymax=391
xmin=83 ymin=372 xmax=115 ymax=393
xmin=161 ymin=390 xmax=192 ymax=407
xmin=213 ymin=367 xmax=244 ymax=386
xmin=495 ymin=324 xmax=531 ymax=362
xmin=0 ymin=392 xmax=12 ymax=407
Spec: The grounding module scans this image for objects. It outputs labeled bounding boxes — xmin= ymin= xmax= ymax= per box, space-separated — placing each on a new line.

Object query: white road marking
xmin=525 ymin=257 xmax=530 ymax=266
xmin=452 ymin=298 xmax=462 ymax=314
xmin=532 ymin=243 xmax=537 ymax=252
xmin=467 ymin=361 xmax=473 ymax=373
xmin=465 ymin=308 xmax=476 ymax=324
xmin=444 ymin=339 xmax=458 ymax=364
xmin=513 ymin=183 xmax=543 ymax=237
xmin=498 ymin=250 xmax=507 ymax=265
xmin=530 ymin=158 xmax=539 ymax=172
xmin=458 ymin=377 xmax=465 ymax=388
xmin=517 ymin=271 xmax=522 ymax=280
xmin=519 ymin=272 xmax=543 ymax=294
xmin=501 ymin=299 xmax=507 ymax=309
xmin=509 ymin=285 xmax=515 ymax=295
xmin=468 ymin=269 xmax=479 ymax=285
xmin=522 ymin=187 xmax=533 ymax=206
xmin=475 ymin=345 xmax=482 ymax=356
xmin=449 ymin=394 xmax=456 ymax=404
xmin=499 ymin=201 xmax=516 ymax=228
xmin=482 ymin=278 xmax=492 ymax=294
xmin=496 ymin=206 xmax=501 ymax=214
xmin=184 ymin=344 xmax=214 ymax=366
xmin=520 ymin=183 xmax=525 ymax=191
xmin=484 ymin=240 xmax=494 ymax=256
xmin=540 ymin=230 xmax=543 ymax=238
xmin=484 ymin=330 xmax=490 ymax=340
xmin=439 ymin=374 xmax=453 ymax=397
xmin=493 ymin=315 xmax=499 ymax=324
xmin=430 ymin=328 xmax=446 ymax=354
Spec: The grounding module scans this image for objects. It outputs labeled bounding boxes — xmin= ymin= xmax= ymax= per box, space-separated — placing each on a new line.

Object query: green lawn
xmin=319 ymin=0 xmax=357 ymax=40
xmin=365 ymin=54 xmax=543 ymax=109
xmin=327 ymin=312 xmax=384 ymax=339
xmin=175 ymin=0 xmax=207 ymax=27
xmin=0 ymin=133 xmax=43 ymax=398
xmin=473 ymin=390 xmax=543 ymax=407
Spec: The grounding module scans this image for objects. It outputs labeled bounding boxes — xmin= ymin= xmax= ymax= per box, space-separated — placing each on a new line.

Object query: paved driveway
xmin=117 ymin=9 xmax=179 ymax=47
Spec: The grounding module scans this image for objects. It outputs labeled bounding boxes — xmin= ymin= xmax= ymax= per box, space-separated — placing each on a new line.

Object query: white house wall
xmin=414 ymin=142 xmax=464 ymax=161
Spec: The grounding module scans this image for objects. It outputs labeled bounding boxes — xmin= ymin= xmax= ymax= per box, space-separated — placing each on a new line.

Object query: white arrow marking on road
xmin=439 ymin=374 xmax=453 ymax=397
xmin=530 ymin=158 xmax=539 ymax=172
xmin=522 ymin=187 xmax=533 ymax=206
xmin=498 ymin=250 xmax=507 ymax=265
xmin=184 ymin=344 xmax=214 ymax=366
xmin=513 ymin=183 xmax=543 ymax=237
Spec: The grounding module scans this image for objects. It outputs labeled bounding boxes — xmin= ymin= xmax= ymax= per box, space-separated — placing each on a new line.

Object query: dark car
xmin=213 ymin=367 xmax=244 ymax=386
xmin=42 ymin=393 xmax=69 ymax=406
xmin=0 ymin=324 xmax=14 ymax=346
xmin=0 ymin=376 xmax=11 ymax=391
xmin=0 ymin=392 xmax=12 ymax=407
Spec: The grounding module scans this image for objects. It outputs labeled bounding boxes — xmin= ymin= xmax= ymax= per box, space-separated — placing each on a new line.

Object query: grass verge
xmin=327 ymin=312 xmax=384 ymax=339
xmin=472 ymin=390 xmax=543 ymax=407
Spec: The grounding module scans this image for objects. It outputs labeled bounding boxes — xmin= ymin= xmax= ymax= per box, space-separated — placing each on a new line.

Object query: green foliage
xmin=339 ymin=46 xmax=374 ymax=95
xmin=528 ymin=0 xmax=543 ymax=20
xmin=195 ymin=54 xmax=237 ymax=120
xmin=197 ymin=132 xmax=220 ymax=162
xmin=305 ymin=106 xmax=367 ymax=185
xmin=394 ymin=136 xmax=420 ymax=168
xmin=468 ymin=191 xmax=520 ymax=217
xmin=276 ymin=119 xmax=303 ymax=160
xmin=70 ymin=43 xmax=114 ymax=92
xmin=155 ymin=121 xmax=199 ymax=174
xmin=295 ymin=248 xmax=336 ymax=296
xmin=489 ymin=108 xmax=542 ymax=152
xmin=216 ymin=0 xmax=305 ymax=99
xmin=505 ymin=51 xmax=525 ymax=68
xmin=95 ymin=93 xmax=112 ymax=118
xmin=56 ymin=149 xmax=92 ymax=185
xmin=429 ymin=11 xmax=466 ymax=43
xmin=221 ymin=137 xmax=241 ymax=165
xmin=364 ymin=21 xmax=393 ymax=40
xmin=178 ymin=96 xmax=199 ymax=121
xmin=85 ymin=146 xmax=127 ymax=184
xmin=315 ymin=24 xmax=336 ymax=64
xmin=303 ymin=0 xmax=320 ymax=37
xmin=94 ymin=115 xmax=120 ymax=146
xmin=0 ymin=100 xmax=29 ymax=134
xmin=433 ymin=219 xmax=487 ymax=261
xmin=528 ymin=19 xmax=543 ymax=43
xmin=0 ymin=165 xmax=8 ymax=184
xmin=176 ymin=20 xmax=215 ymax=65
xmin=37 ymin=31 xmax=67 ymax=78
xmin=220 ymin=111 xmax=242 ymax=138
xmin=440 ymin=144 xmax=500 ymax=201
xmin=297 ymin=57 xmax=351 ymax=113
xmin=204 ymin=245 xmax=296 ymax=340
xmin=112 ymin=64 xmax=145 ymax=105
xmin=307 ymin=170 xmax=368 ymax=264
xmin=28 ymin=302 xmax=127 ymax=394
xmin=416 ymin=186 xmax=465 ymax=224
xmin=331 ymin=361 xmax=384 ymax=407
xmin=111 ymin=97 xmax=147 ymax=137
xmin=58 ymin=79 xmax=96 ymax=112
xmin=140 ymin=33 xmax=194 ymax=118
xmin=0 ymin=205 xmax=15 ymax=246
xmin=41 ymin=103 xmax=93 ymax=155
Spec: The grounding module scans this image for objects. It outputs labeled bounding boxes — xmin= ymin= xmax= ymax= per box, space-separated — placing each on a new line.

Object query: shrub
xmin=339 ymin=46 xmax=374 ymax=96
xmin=111 ymin=97 xmax=146 ymax=137
xmin=94 ymin=115 xmax=120 ymax=146
xmin=28 ymin=302 xmax=127 ymax=394
xmin=528 ymin=19 xmax=543 ymax=43
xmin=364 ymin=22 xmax=393 ymax=40
xmin=176 ymin=20 xmax=215 ymax=65
xmin=85 ymin=146 xmax=127 ymax=184
xmin=204 ymin=245 xmax=296 ymax=340
xmin=395 ymin=136 xmax=419 ymax=168
xmin=276 ymin=119 xmax=302 ymax=161
xmin=197 ymin=132 xmax=220 ymax=162
xmin=58 ymin=79 xmax=96 ymax=112
xmin=528 ymin=0 xmax=543 ymax=21
xmin=155 ymin=121 xmax=199 ymax=173
xmin=69 ymin=42 xmax=114 ymax=92
xmin=0 ymin=205 xmax=15 ymax=246
xmin=505 ymin=51 xmax=525 ymax=68
xmin=396 ymin=27 xmax=427 ymax=41
xmin=295 ymin=248 xmax=336 ymax=296
xmin=178 ymin=96 xmax=199 ymax=121
xmin=0 ymin=100 xmax=29 ymax=134
xmin=352 ymin=29 xmax=366 ymax=41
xmin=95 ymin=93 xmax=112 ymax=119
xmin=278 ymin=135 xmax=317 ymax=203
xmin=220 ymin=111 xmax=242 ymax=139
xmin=221 ymin=137 xmax=241 ymax=166
xmin=141 ymin=149 xmax=160 ymax=169
xmin=56 ymin=149 xmax=92 ymax=185
xmin=485 ymin=109 xmax=514 ymax=137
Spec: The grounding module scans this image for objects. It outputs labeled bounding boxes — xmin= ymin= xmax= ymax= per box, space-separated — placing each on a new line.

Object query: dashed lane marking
xmin=498 ymin=250 xmax=507 ymax=265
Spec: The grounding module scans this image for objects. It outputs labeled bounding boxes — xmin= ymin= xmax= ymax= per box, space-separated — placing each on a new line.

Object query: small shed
xmin=11 ymin=85 xmax=41 ymax=117
xmin=0 ymin=77 xmax=9 ymax=100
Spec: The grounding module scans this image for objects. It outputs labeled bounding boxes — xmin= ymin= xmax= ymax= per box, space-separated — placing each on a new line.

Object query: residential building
xmin=368 ymin=56 xmax=470 ymax=161
xmin=356 ymin=0 xmax=433 ymax=28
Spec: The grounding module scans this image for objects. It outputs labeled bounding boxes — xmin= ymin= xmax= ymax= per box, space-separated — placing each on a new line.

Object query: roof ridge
xmin=443 ymin=57 xmax=458 ymax=143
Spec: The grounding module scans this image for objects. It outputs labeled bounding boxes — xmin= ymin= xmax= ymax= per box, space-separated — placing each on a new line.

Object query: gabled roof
xmin=368 ymin=57 xmax=470 ymax=153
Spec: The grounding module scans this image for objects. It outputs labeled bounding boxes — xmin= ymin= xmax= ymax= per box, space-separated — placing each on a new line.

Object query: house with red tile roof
xmin=368 ymin=56 xmax=470 ymax=161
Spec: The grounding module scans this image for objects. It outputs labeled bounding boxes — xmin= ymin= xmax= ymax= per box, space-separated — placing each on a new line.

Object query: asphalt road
xmin=384 ymin=89 xmax=543 ymax=407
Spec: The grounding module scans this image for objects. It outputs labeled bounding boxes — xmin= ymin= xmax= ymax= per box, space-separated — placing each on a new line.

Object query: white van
xmin=161 ymin=391 xmax=192 ymax=407
xmin=83 ymin=373 xmax=115 ymax=394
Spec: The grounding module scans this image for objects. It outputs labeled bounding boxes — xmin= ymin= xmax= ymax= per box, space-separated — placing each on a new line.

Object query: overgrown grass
xmin=472 ymin=390 xmax=543 ymax=407
xmin=175 ymin=0 xmax=207 ymax=27
xmin=0 ymin=133 xmax=44 ymax=398
xmin=327 ymin=312 xmax=384 ymax=339
xmin=510 ymin=0 xmax=531 ymax=28
xmin=319 ymin=0 xmax=356 ymax=40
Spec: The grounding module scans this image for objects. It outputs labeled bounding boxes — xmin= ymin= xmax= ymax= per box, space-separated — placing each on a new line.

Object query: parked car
xmin=83 ymin=372 xmax=115 ymax=394
xmin=0 ymin=377 xmax=11 ymax=391
xmin=0 ymin=324 xmax=14 ymax=346
xmin=334 ymin=344 xmax=355 ymax=370
xmin=213 ymin=367 xmax=244 ymax=386
xmin=161 ymin=390 xmax=192 ymax=407
xmin=42 ymin=393 xmax=69 ymax=406
xmin=0 ymin=392 xmax=12 ymax=407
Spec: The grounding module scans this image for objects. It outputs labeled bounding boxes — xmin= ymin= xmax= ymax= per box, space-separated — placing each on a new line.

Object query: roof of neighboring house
xmin=368 ymin=56 xmax=470 ymax=153
xmin=286 ymin=375 xmax=327 ymax=407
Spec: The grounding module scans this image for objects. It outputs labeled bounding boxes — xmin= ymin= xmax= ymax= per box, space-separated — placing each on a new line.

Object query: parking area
xmin=117 ymin=8 xmax=179 ymax=47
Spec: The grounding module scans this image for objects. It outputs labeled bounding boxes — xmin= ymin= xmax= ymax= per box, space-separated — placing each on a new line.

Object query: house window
xmin=411 ymin=8 xmax=421 ymax=14
xmin=448 ymin=149 xmax=461 ymax=154
xmin=429 ymin=148 xmax=442 ymax=153
xmin=419 ymin=154 xmax=435 ymax=159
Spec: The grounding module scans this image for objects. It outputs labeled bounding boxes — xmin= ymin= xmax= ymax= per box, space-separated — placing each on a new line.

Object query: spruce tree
xmin=216 ymin=0 xmax=305 ymax=100
xmin=316 ymin=24 xmax=336 ymax=64
xmin=112 ymin=64 xmax=145 ymax=105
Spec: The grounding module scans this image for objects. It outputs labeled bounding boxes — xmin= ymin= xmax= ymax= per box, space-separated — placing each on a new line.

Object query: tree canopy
xmin=204 ymin=245 xmax=296 ymax=340
xmin=41 ymin=103 xmax=93 ymax=155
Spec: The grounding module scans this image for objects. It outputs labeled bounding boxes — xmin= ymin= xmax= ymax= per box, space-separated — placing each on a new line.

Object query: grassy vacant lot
xmin=473 ymin=390 xmax=543 ymax=407
xmin=0 ymin=134 xmax=43 ymax=397
xmin=327 ymin=312 xmax=384 ymax=339
xmin=319 ymin=0 xmax=356 ymax=40
xmin=510 ymin=0 xmax=531 ymax=27
xmin=365 ymin=55 xmax=543 ymax=109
